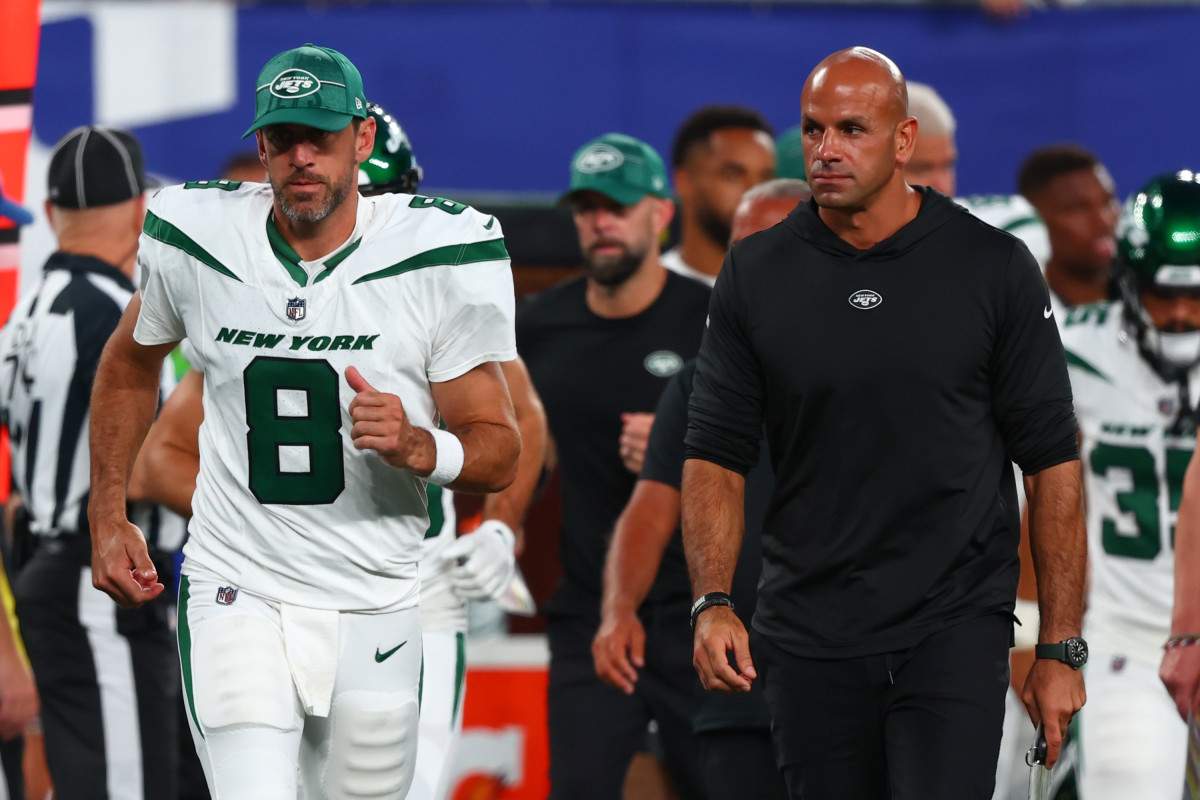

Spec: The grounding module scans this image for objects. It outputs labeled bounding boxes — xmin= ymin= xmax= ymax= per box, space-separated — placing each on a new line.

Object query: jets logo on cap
xmin=575 ymin=144 xmax=625 ymax=173
xmin=270 ymin=69 xmax=321 ymax=98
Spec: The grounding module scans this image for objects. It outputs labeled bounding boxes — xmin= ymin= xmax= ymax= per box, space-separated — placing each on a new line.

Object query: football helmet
xmin=358 ymin=103 xmax=423 ymax=196
xmin=1116 ymin=170 xmax=1200 ymax=373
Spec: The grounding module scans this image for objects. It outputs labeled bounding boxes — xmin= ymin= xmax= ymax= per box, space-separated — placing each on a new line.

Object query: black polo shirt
xmin=518 ymin=269 xmax=710 ymax=618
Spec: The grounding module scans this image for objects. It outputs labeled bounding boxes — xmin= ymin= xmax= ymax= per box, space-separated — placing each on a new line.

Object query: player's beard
xmin=583 ymin=240 xmax=645 ymax=287
xmin=274 ymin=169 xmax=352 ymax=224
xmin=695 ymin=199 xmax=732 ymax=249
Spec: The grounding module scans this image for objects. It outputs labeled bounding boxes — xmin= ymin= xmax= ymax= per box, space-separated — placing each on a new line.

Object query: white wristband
xmin=426 ymin=428 xmax=464 ymax=486
xmin=1013 ymin=597 xmax=1041 ymax=651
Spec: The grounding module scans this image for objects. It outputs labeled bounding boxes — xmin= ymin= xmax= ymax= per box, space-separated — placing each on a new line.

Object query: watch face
xmin=1066 ymin=638 xmax=1088 ymax=667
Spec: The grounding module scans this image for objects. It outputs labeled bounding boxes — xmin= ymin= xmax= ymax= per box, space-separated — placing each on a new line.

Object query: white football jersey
xmin=134 ymin=182 xmax=516 ymax=612
xmin=956 ymin=194 xmax=1050 ymax=267
xmin=1061 ymin=301 xmax=1196 ymax=665
xmin=420 ymin=483 xmax=467 ymax=633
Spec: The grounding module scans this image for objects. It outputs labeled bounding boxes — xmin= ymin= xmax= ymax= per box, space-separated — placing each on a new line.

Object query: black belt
xmin=30 ymin=533 xmax=93 ymax=564
xmin=31 ymin=534 xmax=170 ymax=570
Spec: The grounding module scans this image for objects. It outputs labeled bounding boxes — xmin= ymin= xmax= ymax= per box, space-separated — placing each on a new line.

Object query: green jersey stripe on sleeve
xmin=1065 ymin=349 xmax=1112 ymax=383
xmin=353 ymin=239 xmax=508 ymax=285
xmin=143 ymin=211 xmax=242 ymax=282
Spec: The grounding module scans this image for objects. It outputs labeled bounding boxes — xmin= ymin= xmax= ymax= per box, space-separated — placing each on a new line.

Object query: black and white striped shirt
xmin=0 ymin=251 xmax=183 ymax=550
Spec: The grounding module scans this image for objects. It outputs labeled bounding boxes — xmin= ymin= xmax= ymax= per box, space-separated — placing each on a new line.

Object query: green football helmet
xmin=358 ymin=102 xmax=423 ymax=196
xmin=1116 ymin=170 xmax=1200 ymax=372
xmin=775 ymin=124 xmax=806 ymax=181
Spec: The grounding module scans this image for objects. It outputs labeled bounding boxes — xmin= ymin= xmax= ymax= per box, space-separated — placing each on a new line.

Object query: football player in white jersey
xmin=1062 ymin=171 xmax=1200 ymax=799
xmin=1018 ymin=144 xmax=1121 ymax=311
xmin=129 ymin=100 xmax=547 ymax=800
xmin=86 ymin=44 xmax=521 ymax=800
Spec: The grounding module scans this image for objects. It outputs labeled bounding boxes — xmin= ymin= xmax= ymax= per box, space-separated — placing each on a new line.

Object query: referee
xmin=0 ymin=126 xmax=178 ymax=800
xmin=682 ymin=48 xmax=1087 ymax=798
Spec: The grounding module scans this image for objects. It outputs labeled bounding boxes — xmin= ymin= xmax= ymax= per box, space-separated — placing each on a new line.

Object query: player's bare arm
xmin=1021 ymin=458 xmax=1087 ymax=767
xmin=128 ymin=368 xmax=202 ymax=518
xmin=593 ymin=479 xmax=681 ymax=694
xmin=1161 ymin=451 xmax=1200 ymax=720
xmin=441 ymin=357 xmax=547 ymax=601
xmin=88 ymin=294 xmax=178 ymax=608
xmin=481 ymin=357 xmax=547 ymax=549
xmin=347 ymin=361 xmax=519 ymax=493
xmin=681 ymin=458 xmax=754 ymax=693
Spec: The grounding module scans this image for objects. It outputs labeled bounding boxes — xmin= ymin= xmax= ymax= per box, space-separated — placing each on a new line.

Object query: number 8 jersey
xmin=1061 ymin=301 xmax=1195 ymax=666
xmin=133 ymin=182 xmax=516 ymax=612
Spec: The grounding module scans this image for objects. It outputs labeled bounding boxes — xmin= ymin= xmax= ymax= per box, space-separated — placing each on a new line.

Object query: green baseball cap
xmin=244 ymin=43 xmax=368 ymax=139
xmin=775 ymin=124 xmax=806 ymax=181
xmin=563 ymin=133 xmax=671 ymax=206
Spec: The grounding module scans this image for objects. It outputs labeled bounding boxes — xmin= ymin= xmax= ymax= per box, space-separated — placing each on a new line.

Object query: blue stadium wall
xmin=31 ymin=2 xmax=1200 ymax=199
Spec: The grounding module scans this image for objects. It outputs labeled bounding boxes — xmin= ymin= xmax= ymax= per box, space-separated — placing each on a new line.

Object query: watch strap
xmin=1034 ymin=643 xmax=1066 ymax=661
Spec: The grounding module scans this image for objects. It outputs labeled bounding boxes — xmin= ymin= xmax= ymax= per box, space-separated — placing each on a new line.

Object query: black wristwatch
xmin=1035 ymin=637 xmax=1088 ymax=669
xmin=690 ymin=592 xmax=734 ymax=631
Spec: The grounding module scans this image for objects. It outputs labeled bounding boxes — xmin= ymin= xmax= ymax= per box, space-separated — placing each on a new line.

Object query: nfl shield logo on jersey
xmin=215 ymin=586 xmax=239 ymax=605
xmin=286 ymin=297 xmax=306 ymax=322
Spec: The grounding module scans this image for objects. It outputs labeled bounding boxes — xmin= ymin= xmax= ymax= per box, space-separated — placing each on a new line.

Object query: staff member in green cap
xmin=86 ymin=43 xmax=521 ymax=800
xmin=517 ymin=133 xmax=712 ymax=800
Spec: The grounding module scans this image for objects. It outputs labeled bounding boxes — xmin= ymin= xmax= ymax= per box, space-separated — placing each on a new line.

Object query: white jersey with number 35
xmin=1061 ymin=301 xmax=1196 ymax=665
xmin=133 ymin=182 xmax=516 ymax=612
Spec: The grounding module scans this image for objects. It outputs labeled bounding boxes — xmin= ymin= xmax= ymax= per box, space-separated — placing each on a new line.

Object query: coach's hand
xmin=1021 ymin=659 xmax=1086 ymax=768
xmin=618 ymin=413 xmax=654 ymax=474
xmin=1160 ymin=644 xmax=1200 ymax=721
xmin=91 ymin=519 xmax=164 ymax=608
xmin=694 ymin=605 xmax=755 ymax=694
xmin=593 ymin=606 xmax=645 ymax=695
xmin=347 ymin=366 xmax=427 ymax=472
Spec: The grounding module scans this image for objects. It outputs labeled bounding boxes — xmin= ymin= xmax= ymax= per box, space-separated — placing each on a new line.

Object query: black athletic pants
xmin=754 ymin=613 xmax=1011 ymax=800
xmin=546 ymin=603 xmax=706 ymax=800
xmin=695 ymin=728 xmax=787 ymax=800
xmin=14 ymin=545 xmax=178 ymax=800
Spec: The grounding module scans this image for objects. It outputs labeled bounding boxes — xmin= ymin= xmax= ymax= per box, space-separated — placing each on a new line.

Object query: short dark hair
xmin=671 ymin=105 xmax=775 ymax=169
xmin=221 ymin=152 xmax=264 ymax=179
xmin=1017 ymin=144 xmax=1102 ymax=200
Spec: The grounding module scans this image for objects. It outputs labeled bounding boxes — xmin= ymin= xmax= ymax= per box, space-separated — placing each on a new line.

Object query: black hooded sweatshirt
xmin=684 ymin=187 xmax=1079 ymax=658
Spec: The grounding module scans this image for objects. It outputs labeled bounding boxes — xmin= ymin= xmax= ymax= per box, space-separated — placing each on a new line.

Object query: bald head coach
xmin=680 ymin=47 xmax=1087 ymax=798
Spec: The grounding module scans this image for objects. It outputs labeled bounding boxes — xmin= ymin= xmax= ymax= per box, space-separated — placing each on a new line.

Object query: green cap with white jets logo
xmin=244 ymin=43 xmax=368 ymax=138
xmin=563 ymin=133 xmax=671 ymax=207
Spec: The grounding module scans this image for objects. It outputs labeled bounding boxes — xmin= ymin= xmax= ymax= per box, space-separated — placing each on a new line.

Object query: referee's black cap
xmin=47 ymin=125 xmax=146 ymax=210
